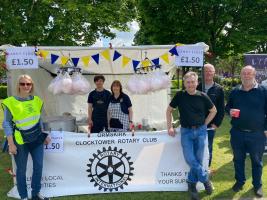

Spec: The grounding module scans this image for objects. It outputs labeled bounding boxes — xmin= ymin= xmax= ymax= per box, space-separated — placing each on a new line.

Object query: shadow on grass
xmin=216 ymin=135 xmax=232 ymax=155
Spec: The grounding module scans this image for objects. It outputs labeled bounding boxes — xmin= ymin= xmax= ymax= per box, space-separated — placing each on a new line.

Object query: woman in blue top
xmin=2 ymin=74 xmax=50 ymax=200
xmin=107 ymin=80 xmax=133 ymax=132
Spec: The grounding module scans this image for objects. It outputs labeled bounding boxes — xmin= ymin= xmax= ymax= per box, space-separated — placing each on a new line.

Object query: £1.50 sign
xmin=6 ymin=47 xmax=38 ymax=69
xmin=175 ymin=46 xmax=204 ymax=67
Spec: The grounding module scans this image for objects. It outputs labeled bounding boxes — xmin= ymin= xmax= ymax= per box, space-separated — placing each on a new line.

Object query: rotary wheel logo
xmin=87 ymin=146 xmax=134 ymax=192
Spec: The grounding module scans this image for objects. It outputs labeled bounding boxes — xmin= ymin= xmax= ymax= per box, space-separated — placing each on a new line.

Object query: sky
xmin=92 ymin=21 xmax=139 ymax=47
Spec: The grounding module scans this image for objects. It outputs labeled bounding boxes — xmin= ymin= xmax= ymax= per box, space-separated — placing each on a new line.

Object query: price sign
xmin=6 ymin=47 xmax=38 ymax=69
xmin=44 ymin=131 xmax=64 ymax=153
xmin=175 ymin=46 xmax=204 ymax=67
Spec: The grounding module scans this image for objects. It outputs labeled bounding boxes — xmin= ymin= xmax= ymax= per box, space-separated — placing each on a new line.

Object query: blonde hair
xmin=183 ymin=71 xmax=198 ymax=81
xmin=16 ymin=74 xmax=34 ymax=95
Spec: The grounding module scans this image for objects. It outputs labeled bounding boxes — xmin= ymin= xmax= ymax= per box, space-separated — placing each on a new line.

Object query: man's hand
xmin=88 ymin=119 xmax=93 ymax=132
xmin=168 ymin=127 xmax=175 ymax=137
xmin=88 ymin=119 xmax=93 ymax=127
xmin=211 ymin=124 xmax=218 ymax=129
xmin=264 ymin=131 xmax=267 ymax=137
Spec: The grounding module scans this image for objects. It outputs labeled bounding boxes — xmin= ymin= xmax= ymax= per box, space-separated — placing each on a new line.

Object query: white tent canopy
xmin=1 ymin=43 xmax=208 ymax=130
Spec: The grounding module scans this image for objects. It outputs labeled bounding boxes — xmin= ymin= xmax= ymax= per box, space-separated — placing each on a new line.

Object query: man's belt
xmin=182 ymin=125 xmax=203 ymax=129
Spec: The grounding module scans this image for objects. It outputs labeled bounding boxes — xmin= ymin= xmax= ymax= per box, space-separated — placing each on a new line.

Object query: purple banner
xmin=244 ymin=54 xmax=267 ymax=83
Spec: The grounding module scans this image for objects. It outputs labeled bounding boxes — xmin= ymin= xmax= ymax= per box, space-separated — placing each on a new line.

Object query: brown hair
xmin=111 ymin=80 xmax=122 ymax=94
xmin=16 ymin=74 xmax=34 ymax=95
xmin=94 ymin=75 xmax=105 ymax=82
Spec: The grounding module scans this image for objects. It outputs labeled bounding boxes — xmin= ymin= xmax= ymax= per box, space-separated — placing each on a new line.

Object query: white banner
xmin=175 ymin=46 xmax=204 ymax=67
xmin=8 ymin=130 xmax=208 ymax=199
xmin=6 ymin=47 xmax=38 ymax=69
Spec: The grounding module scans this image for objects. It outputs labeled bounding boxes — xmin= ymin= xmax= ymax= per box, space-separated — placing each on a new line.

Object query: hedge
xmin=0 ymin=86 xmax=7 ymax=99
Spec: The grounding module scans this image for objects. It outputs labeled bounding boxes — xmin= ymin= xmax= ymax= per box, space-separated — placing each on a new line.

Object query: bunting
xmin=122 ymin=56 xmax=131 ymax=67
xmin=51 ymin=54 xmax=59 ymax=64
xmin=113 ymin=50 xmax=122 ymax=61
xmin=92 ymin=54 xmax=100 ymax=64
xmin=61 ymin=56 xmax=69 ymax=66
xmin=39 ymin=44 xmax=183 ymax=71
xmin=176 ymin=43 xmax=184 ymax=46
xmin=71 ymin=58 xmax=79 ymax=67
xmin=142 ymin=59 xmax=151 ymax=68
xmin=169 ymin=46 xmax=179 ymax=56
xmin=132 ymin=60 xmax=140 ymax=71
xmin=151 ymin=58 xmax=160 ymax=66
xmin=39 ymin=50 xmax=49 ymax=59
xmin=81 ymin=56 xmax=90 ymax=67
xmin=101 ymin=49 xmax=110 ymax=61
xmin=160 ymin=53 xmax=169 ymax=64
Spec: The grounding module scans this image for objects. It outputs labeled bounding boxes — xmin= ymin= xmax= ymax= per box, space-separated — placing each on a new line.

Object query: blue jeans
xmin=230 ymin=128 xmax=265 ymax=189
xmin=181 ymin=125 xmax=208 ymax=183
xmin=14 ymin=142 xmax=44 ymax=199
xmin=207 ymin=129 xmax=215 ymax=167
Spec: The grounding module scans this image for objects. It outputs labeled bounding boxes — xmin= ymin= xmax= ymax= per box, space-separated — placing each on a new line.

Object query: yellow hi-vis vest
xmin=2 ymin=96 xmax=43 ymax=145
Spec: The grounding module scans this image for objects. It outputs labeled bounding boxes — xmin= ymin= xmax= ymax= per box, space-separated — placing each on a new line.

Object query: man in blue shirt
xmin=226 ymin=65 xmax=267 ymax=198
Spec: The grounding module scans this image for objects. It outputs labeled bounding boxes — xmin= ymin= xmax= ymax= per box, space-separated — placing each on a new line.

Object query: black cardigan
xmin=197 ymin=82 xmax=225 ymax=127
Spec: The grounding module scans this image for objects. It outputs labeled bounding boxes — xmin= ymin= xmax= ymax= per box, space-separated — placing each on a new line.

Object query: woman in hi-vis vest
xmin=2 ymin=74 xmax=50 ymax=200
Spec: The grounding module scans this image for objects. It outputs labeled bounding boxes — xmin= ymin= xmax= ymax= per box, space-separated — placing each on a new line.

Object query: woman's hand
xmin=44 ymin=136 xmax=51 ymax=145
xmin=129 ymin=122 xmax=134 ymax=131
xmin=8 ymin=143 xmax=17 ymax=155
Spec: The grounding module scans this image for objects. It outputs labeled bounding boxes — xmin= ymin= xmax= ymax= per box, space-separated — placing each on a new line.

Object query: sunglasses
xmin=19 ymin=82 xmax=32 ymax=86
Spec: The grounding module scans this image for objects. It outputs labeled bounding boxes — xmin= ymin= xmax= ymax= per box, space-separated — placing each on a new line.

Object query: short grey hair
xmin=204 ymin=63 xmax=215 ymax=71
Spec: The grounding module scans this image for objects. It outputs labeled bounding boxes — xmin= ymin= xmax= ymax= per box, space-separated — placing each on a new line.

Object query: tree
xmin=134 ymin=0 xmax=267 ymax=58
xmin=0 ymin=0 xmax=136 ymax=46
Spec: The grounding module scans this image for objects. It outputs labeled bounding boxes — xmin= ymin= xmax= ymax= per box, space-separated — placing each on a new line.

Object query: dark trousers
xmin=230 ymin=128 xmax=265 ymax=189
xmin=91 ymin=121 xmax=108 ymax=133
xmin=207 ymin=129 xmax=215 ymax=167
xmin=14 ymin=143 xmax=44 ymax=198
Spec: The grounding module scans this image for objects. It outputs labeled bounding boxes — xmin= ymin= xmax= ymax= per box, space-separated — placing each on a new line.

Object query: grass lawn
xmin=0 ymin=99 xmax=266 ymax=199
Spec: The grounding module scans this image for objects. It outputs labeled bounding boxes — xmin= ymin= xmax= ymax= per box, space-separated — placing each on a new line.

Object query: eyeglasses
xmin=19 ymin=82 xmax=32 ymax=86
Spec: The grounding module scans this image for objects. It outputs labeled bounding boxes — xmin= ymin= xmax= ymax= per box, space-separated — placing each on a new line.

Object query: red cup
xmin=231 ymin=109 xmax=240 ymax=118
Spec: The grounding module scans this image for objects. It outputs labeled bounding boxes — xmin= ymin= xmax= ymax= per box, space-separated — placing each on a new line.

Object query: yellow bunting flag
xmin=81 ymin=56 xmax=90 ymax=67
xmin=122 ymin=56 xmax=131 ymax=67
xmin=39 ymin=50 xmax=49 ymax=59
xmin=142 ymin=59 xmax=151 ymax=68
xmin=160 ymin=53 xmax=169 ymax=64
xmin=101 ymin=49 xmax=110 ymax=61
xmin=61 ymin=56 xmax=69 ymax=66
xmin=175 ymin=43 xmax=184 ymax=46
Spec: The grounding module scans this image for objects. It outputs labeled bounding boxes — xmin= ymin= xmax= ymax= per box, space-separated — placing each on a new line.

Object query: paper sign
xmin=44 ymin=131 xmax=64 ymax=153
xmin=6 ymin=47 xmax=38 ymax=69
xmin=175 ymin=46 xmax=204 ymax=67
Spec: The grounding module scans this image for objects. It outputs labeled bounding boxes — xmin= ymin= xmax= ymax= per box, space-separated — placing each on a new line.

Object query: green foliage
xmin=0 ymin=86 xmax=7 ymax=99
xmin=171 ymin=79 xmax=183 ymax=89
xmin=215 ymin=54 xmax=244 ymax=76
xmin=0 ymin=51 xmax=7 ymax=82
xmin=0 ymin=0 xmax=136 ymax=46
xmin=135 ymin=0 xmax=267 ymax=58
xmin=217 ymin=77 xmax=241 ymax=101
